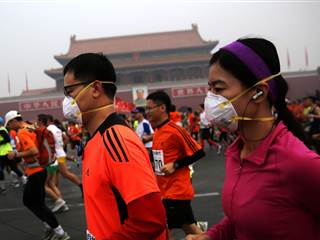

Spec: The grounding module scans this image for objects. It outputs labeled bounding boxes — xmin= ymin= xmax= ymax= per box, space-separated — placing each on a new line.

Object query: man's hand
xmin=161 ymin=162 xmax=175 ymax=175
xmin=185 ymin=234 xmax=210 ymax=240
xmin=7 ymin=151 xmax=16 ymax=160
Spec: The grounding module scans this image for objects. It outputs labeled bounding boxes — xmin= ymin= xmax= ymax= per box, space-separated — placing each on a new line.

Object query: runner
xmin=132 ymin=107 xmax=154 ymax=159
xmin=198 ymin=104 xmax=222 ymax=153
xmin=53 ymin=120 xmax=82 ymax=196
xmin=63 ymin=53 xmax=167 ymax=240
xmin=146 ymin=91 xmax=205 ymax=240
xmin=186 ymin=38 xmax=320 ymax=240
xmin=5 ymin=110 xmax=70 ymax=240
xmin=0 ymin=116 xmax=25 ymax=192
xmin=37 ymin=114 xmax=69 ymax=213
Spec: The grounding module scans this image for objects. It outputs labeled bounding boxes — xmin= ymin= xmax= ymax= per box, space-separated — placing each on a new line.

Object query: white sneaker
xmin=20 ymin=175 xmax=27 ymax=185
xmin=56 ymin=204 xmax=70 ymax=213
xmin=62 ymin=204 xmax=70 ymax=212
xmin=10 ymin=171 xmax=18 ymax=179
xmin=0 ymin=187 xmax=8 ymax=195
xmin=217 ymin=144 xmax=222 ymax=154
xmin=50 ymin=232 xmax=71 ymax=240
xmin=52 ymin=199 xmax=66 ymax=213
xmin=10 ymin=181 xmax=20 ymax=188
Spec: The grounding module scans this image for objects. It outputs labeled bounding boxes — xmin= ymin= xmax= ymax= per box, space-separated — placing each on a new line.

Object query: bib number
xmin=152 ymin=150 xmax=165 ymax=176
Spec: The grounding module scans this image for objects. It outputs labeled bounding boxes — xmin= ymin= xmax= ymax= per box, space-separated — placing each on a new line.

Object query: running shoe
xmin=0 ymin=187 xmax=8 ymax=194
xmin=50 ymin=232 xmax=71 ymax=240
xmin=10 ymin=181 xmax=20 ymax=188
xmin=56 ymin=204 xmax=70 ymax=214
xmin=52 ymin=199 xmax=66 ymax=213
xmin=20 ymin=175 xmax=27 ymax=185
xmin=217 ymin=144 xmax=222 ymax=154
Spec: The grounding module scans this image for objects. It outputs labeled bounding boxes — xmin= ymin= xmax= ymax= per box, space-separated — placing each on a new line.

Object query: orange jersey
xmin=83 ymin=113 xmax=165 ymax=240
xmin=152 ymin=120 xmax=201 ymax=200
xmin=170 ymin=111 xmax=182 ymax=123
xmin=17 ymin=128 xmax=43 ymax=176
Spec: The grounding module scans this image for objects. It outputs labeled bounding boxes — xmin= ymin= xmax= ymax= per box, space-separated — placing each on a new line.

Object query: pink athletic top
xmin=206 ymin=122 xmax=320 ymax=240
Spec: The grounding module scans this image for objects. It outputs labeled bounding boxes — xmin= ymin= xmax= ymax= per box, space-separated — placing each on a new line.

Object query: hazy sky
xmin=0 ymin=0 xmax=319 ymax=97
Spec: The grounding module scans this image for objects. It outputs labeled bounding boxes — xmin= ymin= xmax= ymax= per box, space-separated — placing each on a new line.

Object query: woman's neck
xmin=239 ymin=119 xmax=275 ymax=159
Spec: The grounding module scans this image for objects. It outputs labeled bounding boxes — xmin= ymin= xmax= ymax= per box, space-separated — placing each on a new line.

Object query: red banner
xmin=172 ymin=86 xmax=207 ymax=98
xmin=115 ymin=97 xmax=135 ymax=112
xmin=19 ymin=98 xmax=63 ymax=112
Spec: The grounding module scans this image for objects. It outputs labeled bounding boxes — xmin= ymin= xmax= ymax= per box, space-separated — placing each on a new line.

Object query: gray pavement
xmin=0 ymin=147 xmax=226 ymax=240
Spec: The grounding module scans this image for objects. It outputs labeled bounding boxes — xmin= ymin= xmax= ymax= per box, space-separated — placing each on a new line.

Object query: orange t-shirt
xmin=152 ymin=120 xmax=202 ymax=200
xmin=83 ymin=113 xmax=166 ymax=240
xmin=17 ymin=128 xmax=43 ymax=176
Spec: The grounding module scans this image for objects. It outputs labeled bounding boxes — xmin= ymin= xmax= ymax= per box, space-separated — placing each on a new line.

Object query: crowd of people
xmin=1 ymin=37 xmax=320 ymax=240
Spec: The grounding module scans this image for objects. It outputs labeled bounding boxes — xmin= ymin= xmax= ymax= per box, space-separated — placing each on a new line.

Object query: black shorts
xmin=162 ymin=199 xmax=196 ymax=229
xmin=200 ymin=128 xmax=211 ymax=140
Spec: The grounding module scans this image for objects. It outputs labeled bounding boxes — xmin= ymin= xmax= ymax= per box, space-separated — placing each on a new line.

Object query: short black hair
xmin=47 ymin=114 xmax=54 ymax=122
xmin=146 ymin=91 xmax=172 ymax=114
xmin=63 ymin=53 xmax=117 ymax=99
xmin=38 ymin=114 xmax=48 ymax=125
xmin=136 ymin=107 xmax=145 ymax=114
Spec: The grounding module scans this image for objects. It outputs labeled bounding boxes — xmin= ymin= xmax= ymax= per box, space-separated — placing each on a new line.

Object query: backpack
xmin=34 ymin=127 xmax=56 ymax=166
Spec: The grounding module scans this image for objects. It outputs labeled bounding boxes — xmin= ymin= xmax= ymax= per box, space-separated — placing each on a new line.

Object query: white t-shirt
xmin=135 ymin=119 xmax=154 ymax=148
xmin=47 ymin=124 xmax=66 ymax=158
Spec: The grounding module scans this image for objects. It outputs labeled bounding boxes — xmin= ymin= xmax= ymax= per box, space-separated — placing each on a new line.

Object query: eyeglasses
xmin=145 ymin=105 xmax=161 ymax=113
xmin=64 ymin=81 xmax=90 ymax=96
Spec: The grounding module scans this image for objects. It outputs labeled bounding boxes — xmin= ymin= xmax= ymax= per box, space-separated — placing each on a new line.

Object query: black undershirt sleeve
xmin=174 ymin=149 xmax=205 ymax=169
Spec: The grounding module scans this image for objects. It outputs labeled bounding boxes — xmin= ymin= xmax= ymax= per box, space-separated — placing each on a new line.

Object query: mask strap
xmin=72 ymin=81 xmax=115 ymax=104
xmin=231 ymin=116 xmax=274 ymax=122
xmin=82 ymin=103 xmax=114 ymax=115
xmin=218 ymin=72 xmax=281 ymax=109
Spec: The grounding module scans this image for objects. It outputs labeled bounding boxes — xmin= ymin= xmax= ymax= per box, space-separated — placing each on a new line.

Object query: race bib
xmin=152 ymin=150 xmax=165 ymax=176
xmin=86 ymin=230 xmax=96 ymax=240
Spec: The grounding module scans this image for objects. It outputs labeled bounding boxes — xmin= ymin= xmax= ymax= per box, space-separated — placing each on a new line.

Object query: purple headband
xmin=222 ymin=41 xmax=277 ymax=102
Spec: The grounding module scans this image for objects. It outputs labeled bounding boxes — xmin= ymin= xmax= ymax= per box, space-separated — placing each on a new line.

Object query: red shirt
xmin=83 ymin=113 xmax=166 ymax=240
xmin=206 ymin=122 xmax=320 ymax=239
xmin=153 ymin=120 xmax=201 ymax=200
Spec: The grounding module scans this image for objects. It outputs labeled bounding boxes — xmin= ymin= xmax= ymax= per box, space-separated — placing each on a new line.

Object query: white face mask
xmin=63 ymin=96 xmax=83 ymax=124
xmin=204 ymin=91 xmax=238 ymax=132
xmin=62 ymin=81 xmax=115 ymax=124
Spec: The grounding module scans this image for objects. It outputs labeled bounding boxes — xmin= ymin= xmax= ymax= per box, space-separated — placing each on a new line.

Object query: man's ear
xmin=92 ymin=81 xmax=103 ymax=98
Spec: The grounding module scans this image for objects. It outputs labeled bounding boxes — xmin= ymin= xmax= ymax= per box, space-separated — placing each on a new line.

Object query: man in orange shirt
xmin=5 ymin=110 xmax=70 ymax=240
xmin=146 ymin=91 xmax=205 ymax=240
xmin=63 ymin=53 xmax=166 ymax=240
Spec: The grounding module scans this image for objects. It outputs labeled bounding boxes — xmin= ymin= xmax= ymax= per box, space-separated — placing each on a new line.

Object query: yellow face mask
xmin=63 ymin=81 xmax=114 ymax=124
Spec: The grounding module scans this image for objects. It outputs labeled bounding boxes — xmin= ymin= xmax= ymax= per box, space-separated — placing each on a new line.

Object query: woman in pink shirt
xmin=186 ymin=38 xmax=320 ymax=240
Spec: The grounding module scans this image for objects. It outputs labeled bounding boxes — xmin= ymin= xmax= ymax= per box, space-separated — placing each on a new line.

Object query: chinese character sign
xmin=171 ymin=86 xmax=207 ymax=98
xmin=19 ymin=99 xmax=63 ymax=112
